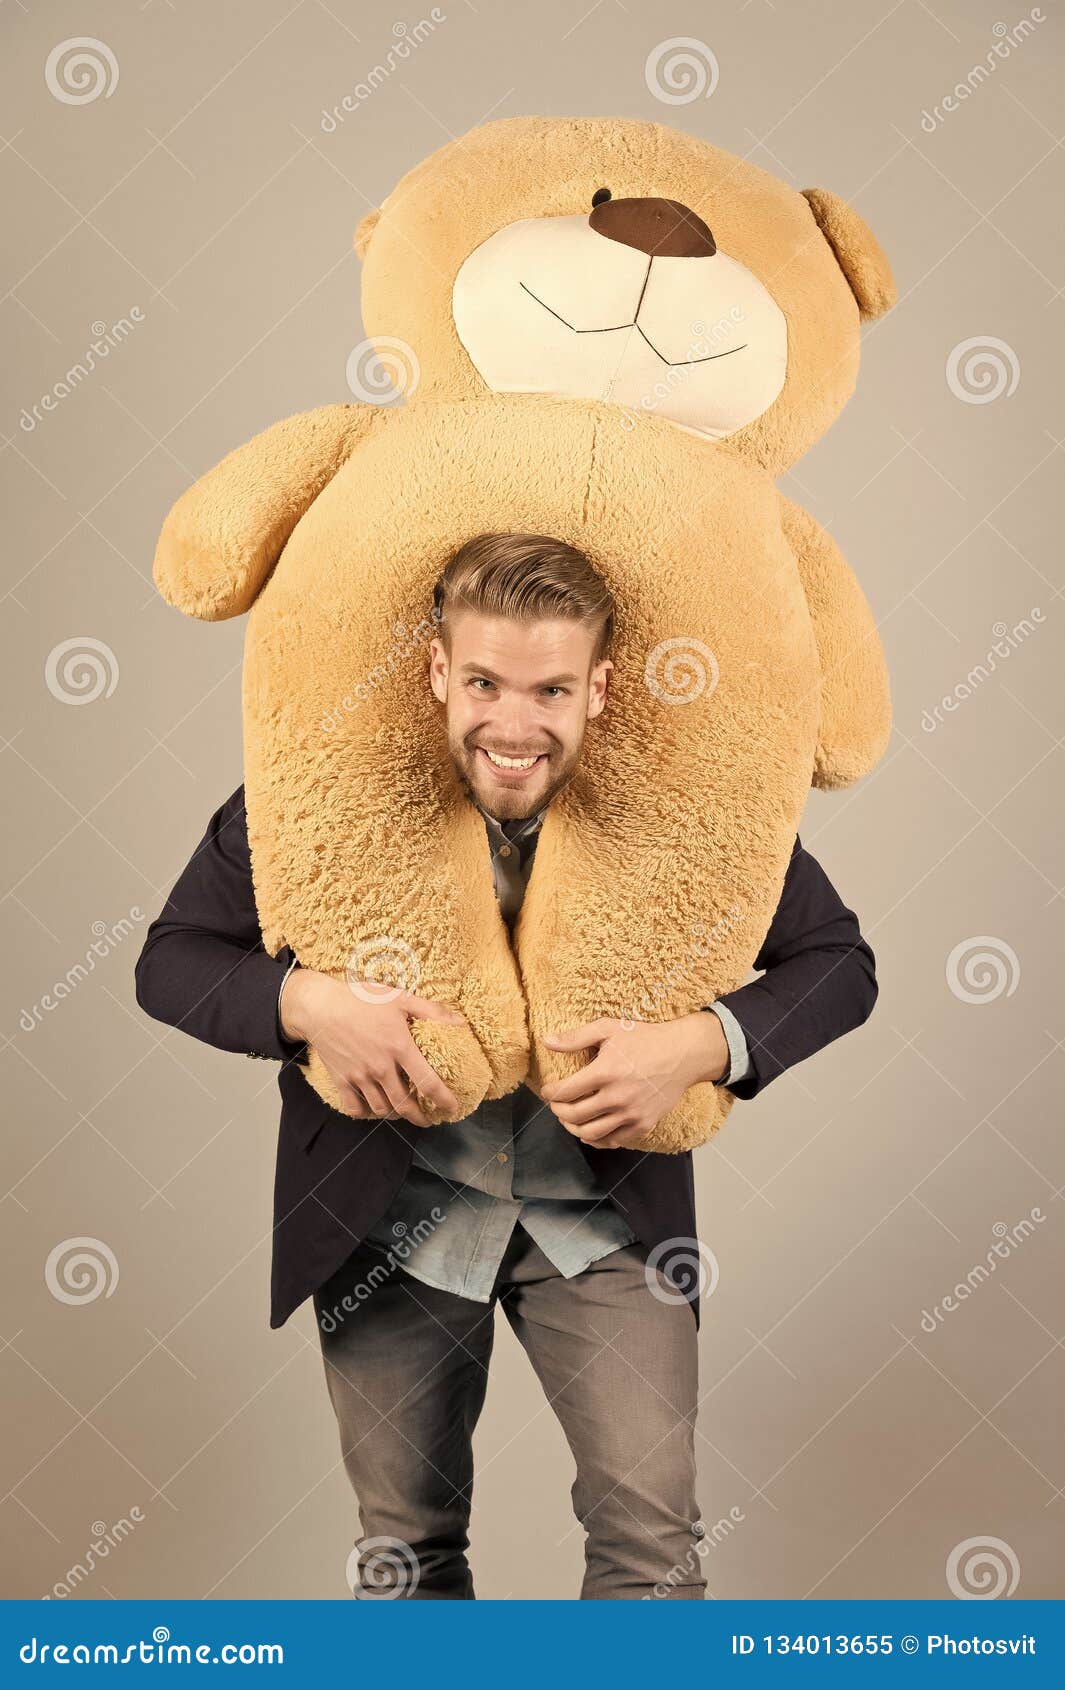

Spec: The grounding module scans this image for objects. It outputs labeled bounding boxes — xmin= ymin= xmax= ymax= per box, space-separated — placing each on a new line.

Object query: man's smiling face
xmin=429 ymin=608 xmax=611 ymax=821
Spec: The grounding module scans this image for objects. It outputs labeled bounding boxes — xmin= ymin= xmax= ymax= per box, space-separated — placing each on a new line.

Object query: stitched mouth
xmin=519 ymin=281 xmax=748 ymax=370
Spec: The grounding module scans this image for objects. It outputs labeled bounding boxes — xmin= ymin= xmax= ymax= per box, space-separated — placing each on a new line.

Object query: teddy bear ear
xmin=354 ymin=207 xmax=381 ymax=262
xmin=802 ymin=188 xmax=897 ymax=321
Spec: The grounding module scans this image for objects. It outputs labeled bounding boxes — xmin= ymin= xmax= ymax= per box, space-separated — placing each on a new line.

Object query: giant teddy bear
xmin=153 ymin=115 xmax=895 ymax=1153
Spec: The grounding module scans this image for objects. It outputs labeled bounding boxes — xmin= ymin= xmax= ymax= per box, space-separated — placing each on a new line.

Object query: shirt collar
xmin=476 ymin=802 xmax=547 ymax=850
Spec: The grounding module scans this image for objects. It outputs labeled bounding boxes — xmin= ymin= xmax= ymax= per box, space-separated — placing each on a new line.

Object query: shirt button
xmin=496 ymin=1151 xmax=509 ymax=1164
xmin=498 ymin=844 xmax=512 ymax=858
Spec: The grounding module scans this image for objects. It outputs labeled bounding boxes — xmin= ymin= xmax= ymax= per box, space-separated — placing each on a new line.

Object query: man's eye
xmin=543 ymin=686 xmax=567 ymax=698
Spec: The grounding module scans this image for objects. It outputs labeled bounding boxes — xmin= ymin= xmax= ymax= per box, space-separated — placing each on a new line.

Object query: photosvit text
xmin=730 ymin=1634 xmax=1037 ymax=1656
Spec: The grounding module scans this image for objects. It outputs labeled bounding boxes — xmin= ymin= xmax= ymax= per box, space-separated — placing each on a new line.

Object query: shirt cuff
xmin=275 ymin=957 xmax=307 ymax=1062
xmin=705 ymin=1000 xmax=753 ymax=1087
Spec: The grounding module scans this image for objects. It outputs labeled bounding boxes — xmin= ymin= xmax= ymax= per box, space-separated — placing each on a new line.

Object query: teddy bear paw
xmin=301 ymin=1024 xmax=493 ymax=1126
xmin=403 ymin=1018 xmax=495 ymax=1124
xmin=628 ymin=1081 xmax=733 ymax=1155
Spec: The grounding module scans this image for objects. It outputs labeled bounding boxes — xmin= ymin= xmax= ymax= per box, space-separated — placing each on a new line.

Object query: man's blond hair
xmin=432 ymin=532 xmax=614 ymax=662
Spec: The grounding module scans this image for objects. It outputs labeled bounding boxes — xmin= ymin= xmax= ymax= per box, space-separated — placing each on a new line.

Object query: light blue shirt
xmin=369 ymin=1088 xmax=638 ymax=1301
xmin=363 ymin=802 xmax=751 ymax=1302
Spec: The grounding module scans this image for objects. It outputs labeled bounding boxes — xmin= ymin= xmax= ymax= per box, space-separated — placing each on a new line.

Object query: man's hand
xmin=540 ymin=1012 xmax=729 ymax=1149
xmin=280 ymin=968 xmax=466 ymax=1127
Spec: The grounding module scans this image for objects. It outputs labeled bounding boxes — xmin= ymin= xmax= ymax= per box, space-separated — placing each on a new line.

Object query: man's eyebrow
xmin=459 ymin=663 xmax=581 ymax=686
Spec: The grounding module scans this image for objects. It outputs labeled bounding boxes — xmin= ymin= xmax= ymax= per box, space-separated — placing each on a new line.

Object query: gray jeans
xmin=313 ymin=1227 xmax=705 ymax=1599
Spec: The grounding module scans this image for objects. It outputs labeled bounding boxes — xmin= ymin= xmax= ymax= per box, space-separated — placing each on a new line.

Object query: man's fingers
xmin=549 ymin=1089 xmax=620 ymax=1127
xmin=378 ymin=1066 xmax=433 ymax=1128
xmin=399 ymin=1040 xmax=460 ymax=1117
xmin=542 ymin=1056 xmax=610 ymax=1106
xmin=335 ymin=1080 xmax=372 ymax=1119
xmin=353 ymin=1077 xmax=393 ymax=1119
xmin=542 ymin=1018 xmax=617 ymax=1052
xmin=401 ymin=993 xmax=467 ymax=1026
xmin=561 ymin=1111 xmax=629 ymax=1143
xmin=592 ymin=1124 xmax=651 ymax=1150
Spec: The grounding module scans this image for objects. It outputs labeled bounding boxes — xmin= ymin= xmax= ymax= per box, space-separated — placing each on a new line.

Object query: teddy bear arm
xmin=153 ymin=404 xmax=385 ymax=620
xmin=780 ymin=496 xmax=891 ymax=789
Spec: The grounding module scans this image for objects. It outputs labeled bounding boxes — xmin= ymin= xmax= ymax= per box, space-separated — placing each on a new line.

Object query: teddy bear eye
xmin=591 ymin=187 xmax=612 ymax=207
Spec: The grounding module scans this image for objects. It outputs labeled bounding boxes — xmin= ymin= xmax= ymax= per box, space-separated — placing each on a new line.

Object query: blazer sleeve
xmin=134 ymin=785 xmax=304 ymax=1061
xmin=713 ymin=836 xmax=878 ymax=1101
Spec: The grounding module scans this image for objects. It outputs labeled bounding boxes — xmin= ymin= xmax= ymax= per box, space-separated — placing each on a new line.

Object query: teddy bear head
xmin=354 ymin=114 xmax=895 ymax=473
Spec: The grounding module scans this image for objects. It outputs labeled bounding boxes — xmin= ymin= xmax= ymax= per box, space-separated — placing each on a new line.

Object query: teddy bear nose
xmin=588 ymin=195 xmax=716 ymax=258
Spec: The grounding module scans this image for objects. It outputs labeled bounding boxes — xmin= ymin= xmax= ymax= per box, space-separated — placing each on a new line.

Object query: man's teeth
xmin=483 ymin=749 xmax=540 ymax=769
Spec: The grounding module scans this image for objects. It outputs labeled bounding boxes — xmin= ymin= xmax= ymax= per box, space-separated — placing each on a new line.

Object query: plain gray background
xmin=2 ymin=0 xmax=1062 ymax=1600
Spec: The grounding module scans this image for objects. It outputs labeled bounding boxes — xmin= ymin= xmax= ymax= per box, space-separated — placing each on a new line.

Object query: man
xmin=136 ymin=532 xmax=877 ymax=1600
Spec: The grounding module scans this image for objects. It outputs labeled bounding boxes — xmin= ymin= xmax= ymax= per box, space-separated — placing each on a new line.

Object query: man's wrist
xmin=708 ymin=1000 xmax=752 ymax=1086
xmin=682 ymin=1010 xmax=730 ymax=1085
xmin=278 ymin=963 xmax=312 ymax=1043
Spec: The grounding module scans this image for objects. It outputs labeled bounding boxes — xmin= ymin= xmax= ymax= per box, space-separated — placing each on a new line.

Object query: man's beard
xmin=451 ymin=732 xmax=583 ymax=820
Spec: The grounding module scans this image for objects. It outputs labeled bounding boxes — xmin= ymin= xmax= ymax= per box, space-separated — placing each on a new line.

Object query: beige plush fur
xmin=153 ymin=116 xmax=894 ymax=1153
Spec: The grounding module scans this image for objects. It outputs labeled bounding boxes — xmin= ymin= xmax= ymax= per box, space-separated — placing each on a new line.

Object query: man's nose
xmin=488 ymin=696 xmax=538 ymax=743
xmin=588 ymin=195 xmax=716 ymax=259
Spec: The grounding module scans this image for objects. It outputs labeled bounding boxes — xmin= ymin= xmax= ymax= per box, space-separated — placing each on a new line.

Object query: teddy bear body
xmin=154 ymin=116 xmax=896 ymax=1152
xmin=241 ymin=392 xmax=820 ymax=1149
